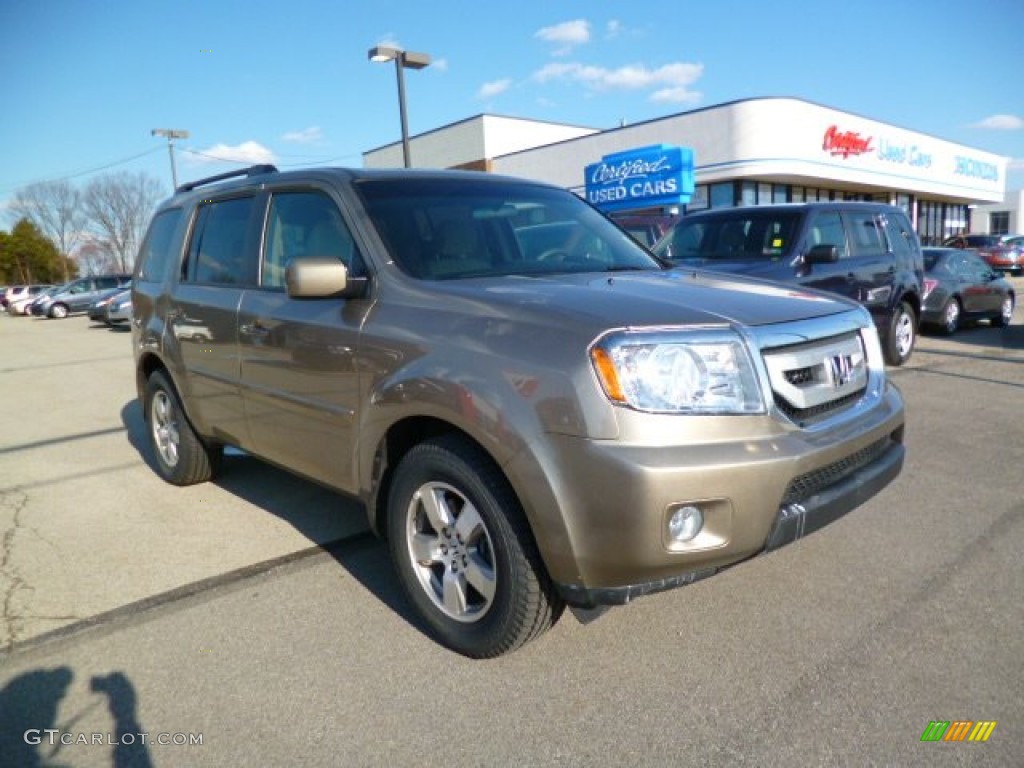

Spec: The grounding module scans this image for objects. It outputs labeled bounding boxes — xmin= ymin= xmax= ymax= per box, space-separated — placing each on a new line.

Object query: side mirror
xmin=285 ymin=257 xmax=367 ymax=299
xmin=805 ymin=244 xmax=839 ymax=264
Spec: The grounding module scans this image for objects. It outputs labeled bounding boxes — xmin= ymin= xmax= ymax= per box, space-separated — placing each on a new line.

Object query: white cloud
xmin=606 ymin=20 xmax=622 ymax=38
xmin=1008 ymin=157 xmax=1024 ymax=170
xmin=191 ymin=141 xmax=277 ymax=165
xmin=281 ymin=126 xmax=323 ymax=144
xmin=478 ymin=79 xmax=512 ymax=99
xmin=535 ymin=19 xmax=591 ymax=54
xmin=533 ymin=60 xmax=703 ymax=103
xmin=973 ymin=114 xmax=1024 ymax=131
xmin=431 ymin=57 xmax=449 ymax=72
xmin=650 ymin=87 xmax=703 ymax=105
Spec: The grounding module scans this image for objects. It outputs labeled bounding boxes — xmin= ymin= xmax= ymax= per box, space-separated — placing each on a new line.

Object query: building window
xmin=740 ymin=182 xmax=756 ymax=207
xmin=990 ymin=211 xmax=1010 ymax=235
xmin=710 ymin=182 xmax=735 ymax=209
xmin=772 ymin=184 xmax=789 ymax=203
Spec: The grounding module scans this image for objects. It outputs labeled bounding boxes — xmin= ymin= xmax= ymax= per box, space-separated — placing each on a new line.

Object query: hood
xmin=669 ymin=257 xmax=794 ymax=281
xmin=424 ymin=267 xmax=854 ymax=333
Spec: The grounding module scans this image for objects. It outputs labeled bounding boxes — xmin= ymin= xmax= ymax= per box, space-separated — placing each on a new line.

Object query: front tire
xmin=145 ymin=370 xmax=222 ymax=485
xmin=939 ymin=297 xmax=961 ymax=335
xmin=49 ymin=303 xmax=69 ymax=319
xmin=386 ymin=435 xmax=562 ymax=658
xmin=992 ymin=295 xmax=1014 ymax=328
xmin=883 ymin=301 xmax=916 ymax=366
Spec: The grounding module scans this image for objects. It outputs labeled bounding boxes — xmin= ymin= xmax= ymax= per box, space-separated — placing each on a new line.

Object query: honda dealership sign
xmin=585 ymin=144 xmax=694 ymax=213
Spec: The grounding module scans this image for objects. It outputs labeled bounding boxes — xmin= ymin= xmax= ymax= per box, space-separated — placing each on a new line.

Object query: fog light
xmin=668 ymin=505 xmax=704 ymax=543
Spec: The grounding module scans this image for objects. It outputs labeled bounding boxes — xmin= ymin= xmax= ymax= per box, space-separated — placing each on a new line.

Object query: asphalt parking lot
xmin=1 ymin=293 xmax=1023 ymax=766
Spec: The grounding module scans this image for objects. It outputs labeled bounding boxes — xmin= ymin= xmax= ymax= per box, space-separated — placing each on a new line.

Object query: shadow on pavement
xmin=0 ymin=666 xmax=154 ymax=768
xmin=118 ymin=399 xmax=427 ymax=645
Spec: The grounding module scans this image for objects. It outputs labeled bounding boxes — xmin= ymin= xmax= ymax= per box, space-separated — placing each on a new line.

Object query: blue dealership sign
xmin=585 ymin=144 xmax=694 ymax=212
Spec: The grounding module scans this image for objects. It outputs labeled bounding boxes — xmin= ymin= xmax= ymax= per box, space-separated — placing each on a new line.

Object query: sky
xmin=2 ymin=0 xmax=1023 ymax=218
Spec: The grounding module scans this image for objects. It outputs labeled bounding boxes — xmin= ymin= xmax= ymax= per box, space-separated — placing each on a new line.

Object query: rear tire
xmin=145 ymin=370 xmax=222 ymax=485
xmin=386 ymin=435 xmax=563 ymax=658
xmin=883 ymin=301 xmax=916 ymax=366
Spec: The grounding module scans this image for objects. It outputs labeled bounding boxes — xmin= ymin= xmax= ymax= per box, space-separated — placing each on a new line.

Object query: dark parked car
xmin=32 ymin=274 xmax=131 ymax=318
xmin=653 ymin=202 xmax=925 ymax=366
xmin=942 ymin=233 xmax=1023 ymax=275
xmin=88 ymin=283 xmax=133 ymax=323
xmin=920 ymin=248 xmax=1015 ymax=334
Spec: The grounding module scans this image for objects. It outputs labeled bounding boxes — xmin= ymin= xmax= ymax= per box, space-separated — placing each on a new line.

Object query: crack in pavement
xmin=0 ymin=488 xmax=31 ymax=651
xmin=0 ymin=489 xmax=80 ymax=652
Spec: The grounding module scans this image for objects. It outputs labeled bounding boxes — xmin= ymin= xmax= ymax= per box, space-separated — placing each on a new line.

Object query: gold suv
xmin=132 ymin=165 xmax=906 ymax=657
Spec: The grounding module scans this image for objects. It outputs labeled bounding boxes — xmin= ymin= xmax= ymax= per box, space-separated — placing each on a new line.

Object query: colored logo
xmin=822 ymin=125 xmax=873 ymax=158
xmin=584 ymin=144 xmax=695 ymax=213
xmin=920 ymin=720 xmax=996 ymax=742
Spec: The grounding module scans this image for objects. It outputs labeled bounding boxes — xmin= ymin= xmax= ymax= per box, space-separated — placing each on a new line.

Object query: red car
xmin=942 ymin=234 xmax=1023 ymax=275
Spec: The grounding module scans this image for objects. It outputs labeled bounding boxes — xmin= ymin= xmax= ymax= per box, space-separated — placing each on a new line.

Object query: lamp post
xmin=367 ymin=46 xmax=431 ymax=168
xmin=151 ymin=128 xmax=190 ymax=188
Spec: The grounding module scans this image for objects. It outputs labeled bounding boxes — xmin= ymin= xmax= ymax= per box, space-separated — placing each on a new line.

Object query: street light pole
xmin=151 ymin=128 xmax=190 ymax=188
xmin=368 ymin=46 xmax=431 ymax=168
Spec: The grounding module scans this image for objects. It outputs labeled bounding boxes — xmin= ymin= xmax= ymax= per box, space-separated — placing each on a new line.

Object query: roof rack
xmin=176 ymin=164 xmax=279 ymax=194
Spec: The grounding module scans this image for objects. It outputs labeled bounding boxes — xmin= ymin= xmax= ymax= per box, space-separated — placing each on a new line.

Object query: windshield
xmin=355 ymin=178 xmax=662 ymax=279
xmin=654 ymin=211 xmax=802 ymax=262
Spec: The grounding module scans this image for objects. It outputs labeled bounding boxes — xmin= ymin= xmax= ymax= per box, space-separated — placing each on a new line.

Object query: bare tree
xmin=9 ymin=180 xmax=87 ymax=282
xmin=82 ymin=171 xmax=165 ymax=273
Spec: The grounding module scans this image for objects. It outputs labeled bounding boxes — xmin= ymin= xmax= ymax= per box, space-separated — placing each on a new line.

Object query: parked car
xmin=2 ymin=285 xmax=28 ymax=310
xmin=88 ymin=283 xmax=133 ymax=324
xmin=133 ymin=164 xmax=905 ymax=658
xmin=32 ymin=274 xmax=131 ymax=318
xmin=653 ymin=202 xmax=925 ymax=366
xmin=942 ymin=233 xmax=1024 ymax=276
xmin=920 ymin=248 xmax=1015 ymax=334
xmin=103 ymin=288 xmax=132 ymax=325
xmin=6 ymin=284 xmax=55 ymax=315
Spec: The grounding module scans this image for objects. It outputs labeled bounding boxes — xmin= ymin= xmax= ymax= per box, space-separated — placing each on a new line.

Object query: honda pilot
xmin=132 ymin=166 xmax=906 ymax=657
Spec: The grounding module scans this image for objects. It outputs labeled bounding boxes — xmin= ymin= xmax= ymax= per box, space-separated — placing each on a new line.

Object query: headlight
xmin=590 ymin=329 xmax=765 ymax=414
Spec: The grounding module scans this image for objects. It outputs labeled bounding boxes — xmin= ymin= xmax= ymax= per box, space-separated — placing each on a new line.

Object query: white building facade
xmin=364 ymin=97 xmax=1009 ymax=245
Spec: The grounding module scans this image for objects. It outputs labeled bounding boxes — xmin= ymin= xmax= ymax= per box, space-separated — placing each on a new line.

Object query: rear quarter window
xmin=136 ymin=208 xmax=185 ymax=283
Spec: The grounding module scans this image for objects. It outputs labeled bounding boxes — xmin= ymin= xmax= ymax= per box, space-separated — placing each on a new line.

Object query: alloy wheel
xmin=405 ymin=481 xmax=497 ymax=623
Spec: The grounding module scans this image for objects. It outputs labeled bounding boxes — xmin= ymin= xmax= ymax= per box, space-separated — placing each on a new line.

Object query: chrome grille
xmin=762 ymin=331 xmax=867 ymax=425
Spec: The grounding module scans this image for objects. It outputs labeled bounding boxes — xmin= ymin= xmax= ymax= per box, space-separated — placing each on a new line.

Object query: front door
xmin=238 ymin=188 xmax=371 ymax=492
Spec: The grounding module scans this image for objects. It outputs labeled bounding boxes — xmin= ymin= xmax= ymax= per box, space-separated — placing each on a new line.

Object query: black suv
xmin=653 ymin=202 xmax=924 ymax=366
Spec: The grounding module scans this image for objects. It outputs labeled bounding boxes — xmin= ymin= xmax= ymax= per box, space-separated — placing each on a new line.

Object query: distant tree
xmin=8 ymin=180 xmax=87 ymax=282
xmin=0 ymin=218 xmax=73 ymax=284
xmin=82 ymin=171 xmax=164 ymax=273
xmin=75 ymin=236 xmax=119 ymax=275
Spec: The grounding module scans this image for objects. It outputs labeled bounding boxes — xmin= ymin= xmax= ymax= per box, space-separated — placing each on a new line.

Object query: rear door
xmin=839 ymin=209 xmax=895 ymax=324
xmin=237 ymin=186 xmax=371 ymax=491
xmin=167 ymin=193 xmax=261 ymax=447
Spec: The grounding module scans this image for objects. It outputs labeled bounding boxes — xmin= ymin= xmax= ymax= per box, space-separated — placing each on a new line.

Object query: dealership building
xmin=364 ymin=97 xmax=1011 ymax=245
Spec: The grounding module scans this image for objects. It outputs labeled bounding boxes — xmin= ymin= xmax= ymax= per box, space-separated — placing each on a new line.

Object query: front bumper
xmin=537 ymin=385 xmax=905 ymax=608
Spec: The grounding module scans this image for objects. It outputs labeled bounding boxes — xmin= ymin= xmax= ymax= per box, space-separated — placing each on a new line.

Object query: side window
xmin=97 ymin=277 xmax=118 ymax=289
xmin=263 ymin=190 xmax=362 ymax=289
xmin=185 ymin=197 xmax=258 ymax=285
xmin=136 ymin=209 xmax=183 ymax=283
xmin=882 ymin=213 xmax=914 ymax=257
xmin=845 ymin=211 xmax=886 ymax=257
xmin=807 ymin=211 xmax=848 ymax=259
